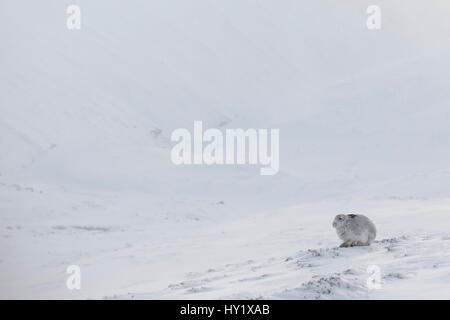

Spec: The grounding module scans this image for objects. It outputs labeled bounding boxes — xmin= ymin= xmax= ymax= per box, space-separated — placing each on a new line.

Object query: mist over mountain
xmin=1 ymin=1 xmax=450 ymax=299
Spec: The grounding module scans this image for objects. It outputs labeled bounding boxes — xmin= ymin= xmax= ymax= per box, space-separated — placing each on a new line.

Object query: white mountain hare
xmin=332 ymin=214 xmax=376 ymax=247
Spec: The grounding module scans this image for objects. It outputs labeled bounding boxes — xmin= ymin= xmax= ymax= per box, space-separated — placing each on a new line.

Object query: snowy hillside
xmin=1 ymin=1 xmax=450 ymax=299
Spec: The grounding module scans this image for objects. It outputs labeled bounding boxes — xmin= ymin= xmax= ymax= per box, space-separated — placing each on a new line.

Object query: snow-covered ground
xmin=1 ymin=184 xmax=449 ymax=299
xmin=1 ymin=1 xmax=450 ymax=299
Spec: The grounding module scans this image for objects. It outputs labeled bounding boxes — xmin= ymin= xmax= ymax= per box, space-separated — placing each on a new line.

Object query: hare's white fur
xmin=332 ymin=214 xmax=376 ymax=247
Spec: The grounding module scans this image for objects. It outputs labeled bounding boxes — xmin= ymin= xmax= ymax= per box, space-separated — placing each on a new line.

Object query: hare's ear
xmin=347 ymin=214 xmax=357 ymax=218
